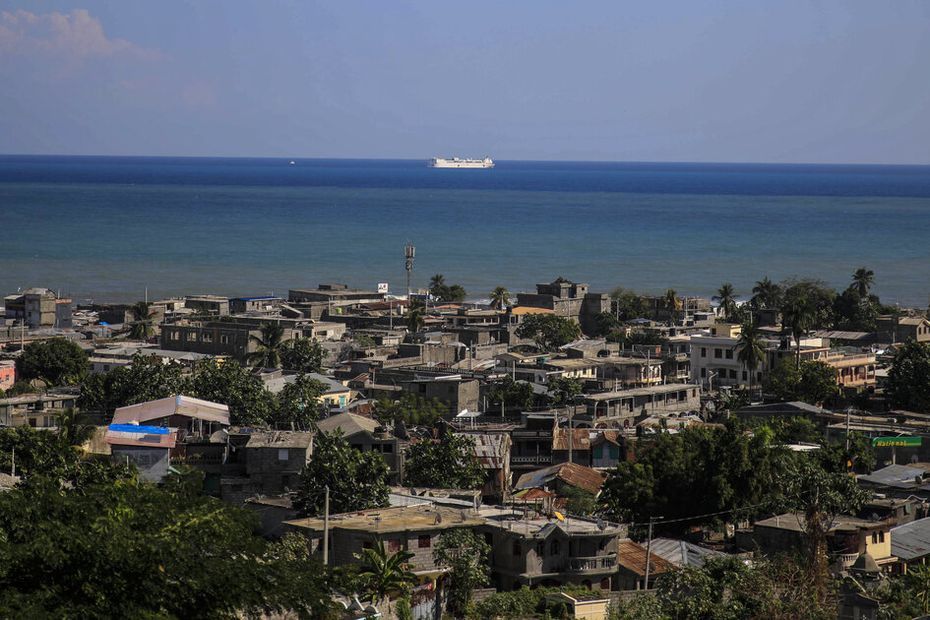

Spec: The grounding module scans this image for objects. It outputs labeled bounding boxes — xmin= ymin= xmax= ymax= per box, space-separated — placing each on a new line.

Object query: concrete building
xmin=243 ymin=431 xmax=314 ymax=495
xmin=229 ymin=296 xmax=283 ymax=314
xmin=160 ymin=321 xmax=303 ymax=361
xmin=480 ymin=508 xmax=626 ymax=591
xmin=285 ymin=503 xmax=483 ymax=572
xmin=876 ymin=315 xmax=930 ymax=344
xmin=184 ymin=295 xmax=230 ymax=316
xmin=0 ymin=391 xmax=79 ymax=428
xmin=3 ymin=288 xmax=72 ymax=328
xmin=583 ymin=384 xmax=701 ymax=425
xmin=515 ymin=278 xmax=610 ymax=336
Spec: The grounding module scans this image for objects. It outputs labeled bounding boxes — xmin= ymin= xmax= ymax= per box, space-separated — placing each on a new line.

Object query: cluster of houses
xmin=3 ymin=278 xmax=930 ymax=618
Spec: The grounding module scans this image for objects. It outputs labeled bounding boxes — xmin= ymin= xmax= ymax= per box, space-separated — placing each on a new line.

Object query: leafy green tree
xmin=373 ymin=393 xmax=447 ymax=426
xmin=429 ymin=274 xmax=467 ymax=302
xmin=737 ymin=322 xmax=765 ymax=399
xmin=887 ymin=341 xmax=930 ymax=412
xmin=778 ymin=454 xmax=868 ymax=600
xmin=515 ymin=314 xmax=581 ymax=351
xmin=751 ymin=276 xmax=782 ymax=310
xmin=405 ymin=434 xmax=485 ymax=489
xmin=488 ymin=376 xmax=536 ymax=414
xmin=433 ymin=529 xmax=490 ymax=617
xmin=0 ymin=479 xmax=337 ymax=618
xmin=594 ymin=311 xmax=621 ymax=338
xmin=797 ymin=360 xmax=839 ymax=406
xmin=713 ymin=283 xmax=737 ymax=321
xmin=188 ymin=359 xmax=275 ymax=425
xmin=645 ymin=556 xmax=836 ymax=620
xmin=764 ymin=358 xmax=801 ymax=402
xmin=293 ymin=430 xmax=390 ymax=516
xmin=127 ymin=300 xmax=156 ymax=341
xmin=609 ymin=330 xmax=668 ymax=347
xmin=600 ymin=423 xmax=791 ymax=526
xmin=609 ymin=287 xmax=651 ymax=321
xmin=78 ymin=353 xmax=187 ymax=414
xmin=247 ymin=322 xmax=287 ymax=368
xmin=832 ymin=288 xmax=877 ymax=332
xmin=664 ymin=289 xmax=681 ymax=324
xmin=16 ymin=338 xmax=87 ymax=387
xmin=406 ymin=305 xmax=425 ymax=333
xmin=280 ymin=337 xmax=327 ymax=373
xmin=562 ymin=486 xmax=597 ymax=516
xmin=354 ymin=541 xmax=416 ymax=606
xmin=547 ymin=376 xmax=583 ymax=406
xmin=4 ymin=381 xmax=35 ymax=397
xmin=489 ymin=286 xmax=511 ymax=310
xmin=275 ymin=373 xmax=327 ymax=429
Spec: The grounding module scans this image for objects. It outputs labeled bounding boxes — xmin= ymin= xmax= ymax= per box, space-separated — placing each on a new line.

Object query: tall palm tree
xmin=782 ymin=295 xmax=814 ymax=370
xmin=751 ymin=277 xmax=781 ymax=310
xmin=128 ymin=301 xmax=156 ymax=341
xmin=247 ymin=322 xmax=286 ymax=368
xmin=429 ymin=274 xmax=445 ymax=290
xmin=850 ymin=267 xmax=875 ymax=299
xmin=737 ymin=322 xmax=766 ymax=401
xmin=664 ymin=289 xmax=680 ymax=324
xmin=406 ymin=306 xmax=424 ymax=333
xmin=489 ymin=286 xmax=511 ymax=310
xmin=355 ymin=541 xmax=416 ymax=606
xmin=713 ymin=283 xmax=737 ymax=322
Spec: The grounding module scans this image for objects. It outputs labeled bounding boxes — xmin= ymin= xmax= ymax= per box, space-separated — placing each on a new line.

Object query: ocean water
xmin=1 ymin=156 xmax=929 ymax=306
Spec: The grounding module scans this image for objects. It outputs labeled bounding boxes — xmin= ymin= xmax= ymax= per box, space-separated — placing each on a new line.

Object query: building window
xmin=277 ymin=449 xmax=289 ymax=462
xmin=363 ymin=541 xmax=373 ymax=550
xmin=725 ymin=350 xmax=733 ymax=359
xmin=418 ymin=535 xmax=431 ymax=548
xmin=536 ymin=541 xmax=545 ymax=557
xmin=700 ymin=368 xmax=706 ymax=378
xmin=513 ymin=541 xmax=521 ymax=556
xmin=550 ymin=540 xmax=560 ymax=555
xmin=714 ymin=349 xmax=722 ymax=359
xmin=742 ymin=371 xmax=748 ymax=381
xmin=220 ymin=334 xmax=229 ymax=344
xmin=202 ymin=332 xmax=213 ymax=343
xmin=388 ymin=539 xmax=401 ymax=552
xmin=701 ymin=347 xmax=707 ymax=358
xmin=729 ymin=369 xmax=737 ymax=379
xmin=382 ymin=444 xmax=394 ymax=454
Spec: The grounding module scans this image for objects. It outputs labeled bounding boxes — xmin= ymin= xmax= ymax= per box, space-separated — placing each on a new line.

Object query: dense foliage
xmin=280 ymin=338 xmax=327 ymax=374
xmin=515 ymin=314 xmax=581 ymax=351
xmin=616 ymin=556 xmax=838 ymax=620
xmin=429 ymin=274 xmax=467 ymax=302
xmin=16 ymin=337 xmax=87 ymax=386
xmin=404 ymin=434 xmax=486 ymax=490
xmin=887 ymin=341 xmax=930 ymax=412
xmin=764 ymin=359 xmax=838 ymax=405
xmin=433 ymin=529 xmax=491 ymax=617
xmin=373 ymin=393 xmax=448 ymax=426
xmin=293 ymin=430 xmax=390 ymax=516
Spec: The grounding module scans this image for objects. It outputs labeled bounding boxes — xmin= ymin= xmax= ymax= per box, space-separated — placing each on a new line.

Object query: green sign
xmin=872 ymin=436 xmax=922 ymax=448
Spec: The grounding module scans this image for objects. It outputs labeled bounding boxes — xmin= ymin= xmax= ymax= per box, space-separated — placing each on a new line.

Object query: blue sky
xmin=1 ymin=1 xmax=928 ymax=163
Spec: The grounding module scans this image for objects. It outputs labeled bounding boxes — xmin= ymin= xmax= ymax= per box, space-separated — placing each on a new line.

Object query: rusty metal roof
xmin=617 ymin=540 xmax=674 ymax=577
xmin=514 ymin=462 xmax=606 ymax=496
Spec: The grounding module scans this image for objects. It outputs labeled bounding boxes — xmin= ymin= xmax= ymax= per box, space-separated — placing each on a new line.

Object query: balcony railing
xmin=567 ymin=554 xmax=617 ymax=572
xmin=512 ymin=455 xmax=552 ymax=465
xmin=837 ymin=553 xmax=859 ymax=568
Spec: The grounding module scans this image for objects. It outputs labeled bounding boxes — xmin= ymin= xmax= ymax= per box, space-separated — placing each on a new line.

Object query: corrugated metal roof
xmin=112 ymin=395 xmax=230 ymax=425
xmin=649 ymin=537 xmax=726 ymax=568
xmin=247 ymin=431 xmax=314 ymax=449
xmin=892 ymin=517 xmax=930 ymax=561
xmin=858 ymin=464 xmax=927 ymax=489
xmin=514 ymin=462 xmax=606 ymax=496
xmin=617 ymin=540 xmax=674 ymax=576
xmin=455 ymin=432 xmax=510 ymax=470
xmin=316 ymin=412 xmax=379 ymax=437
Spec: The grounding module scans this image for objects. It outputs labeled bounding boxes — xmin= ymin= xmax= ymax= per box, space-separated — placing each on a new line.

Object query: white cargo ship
xmin=428 ymin=156 xmax=494 ymax=169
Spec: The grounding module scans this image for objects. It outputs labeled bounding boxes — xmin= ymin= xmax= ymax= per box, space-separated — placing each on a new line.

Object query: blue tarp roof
xmin=108 ymin=423 xmax=170 ymax=435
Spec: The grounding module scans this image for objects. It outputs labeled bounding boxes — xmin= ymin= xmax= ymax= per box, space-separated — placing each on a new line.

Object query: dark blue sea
xmin=2 ymin=156 xmax=929 ymax=306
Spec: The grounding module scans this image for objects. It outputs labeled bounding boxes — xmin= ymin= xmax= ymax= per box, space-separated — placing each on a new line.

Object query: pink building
xmin=0 ymin=361 xmax=15 ymax=392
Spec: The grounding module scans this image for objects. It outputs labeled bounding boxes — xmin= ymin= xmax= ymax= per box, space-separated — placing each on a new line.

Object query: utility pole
xmin=323 ymin=486 xmax=330 ymax=566
xmin=845 ymin=407 xmax=852 ymax=452
xmin=567 ymin=401 xmax=573 ymax=465
xmin=644 ymin=516 xmax=662 ymax=589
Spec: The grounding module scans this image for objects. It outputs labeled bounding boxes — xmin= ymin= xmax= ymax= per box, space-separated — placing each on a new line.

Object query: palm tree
xmin=406 ymin=306 xmax=424 ymax=333
xmin=737 ymin=322 xmax=766 ymax=402
xmin=54 ymin=407 xmax=96 ymax=448
xmin=664 ymin=289 xmax=680 ymax=324
xmin=128 ymin=301 xmax=156 ymax=341
xmin=489 ymin=286 xmax=511 ymax=310
xmin=751 ymin=277 xmax=781 ymax=310
xmin=782 ymin=295 xmax=814 ymax=370
xmin=850 ymin=267 xmax=875 ymax=299
xmin=713 ymin=283 xmax=737 ymax=321
xmin=429 ymin=274 xmax=445 ymax=290
xmin=355 ymin=541 xmax=416 ymax=606
xmin=247 ymin=322 xmax=286 ymax=368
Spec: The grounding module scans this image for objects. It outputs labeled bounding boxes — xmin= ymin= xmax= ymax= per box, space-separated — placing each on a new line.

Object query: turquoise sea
xmin=1 ymin=156 xmax=929 ymax=306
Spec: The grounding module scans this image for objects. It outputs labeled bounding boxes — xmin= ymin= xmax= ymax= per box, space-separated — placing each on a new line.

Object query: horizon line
xmin=2 ymin=152 xmax=930 ymax=168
